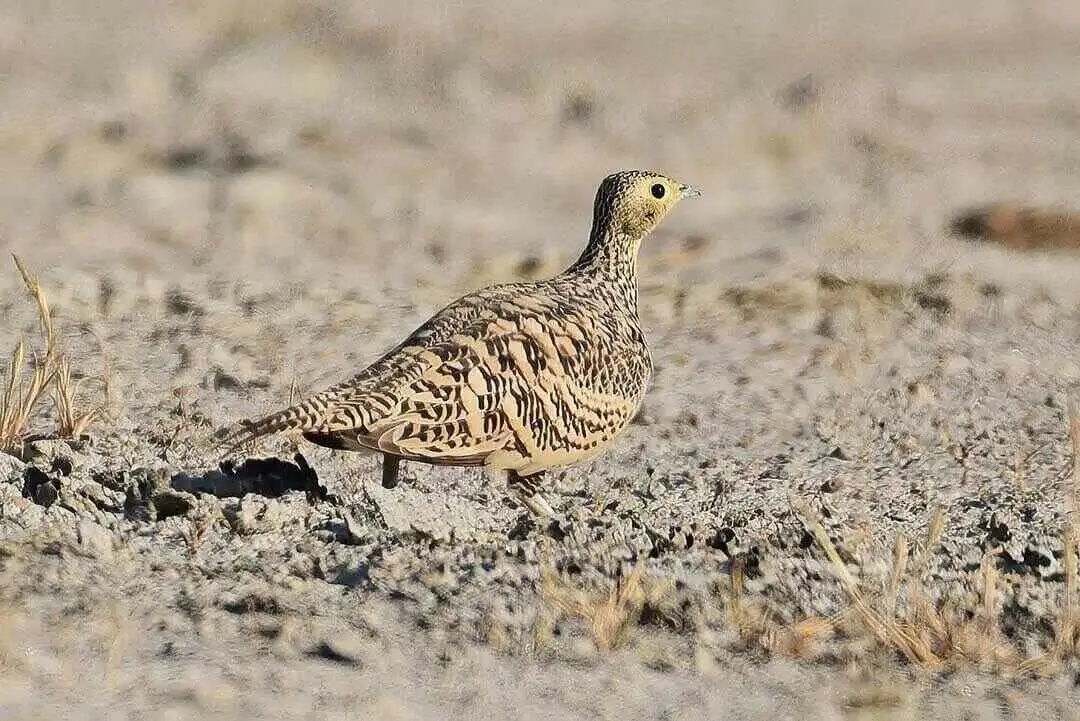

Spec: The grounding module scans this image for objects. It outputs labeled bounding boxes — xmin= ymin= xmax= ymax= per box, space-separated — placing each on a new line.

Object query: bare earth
xmin=4 ymin=1 xmax=1080 ymax=718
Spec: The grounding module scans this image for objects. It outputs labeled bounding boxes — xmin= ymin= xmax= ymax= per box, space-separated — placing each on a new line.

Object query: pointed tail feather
xmin=216 ymin=413 xmax=289 ymax=456
xmin=217 ymin=397 xmax=330 ymax=457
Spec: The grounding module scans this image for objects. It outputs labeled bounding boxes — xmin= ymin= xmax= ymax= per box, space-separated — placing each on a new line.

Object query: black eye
xmin=651 ymin=183 xmax=666 ymax=199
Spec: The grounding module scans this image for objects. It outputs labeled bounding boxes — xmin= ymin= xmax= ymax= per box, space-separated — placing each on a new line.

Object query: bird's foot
xmin=517 ymin=490 xmax=555 ymax=518
xmin=507 ymin=470 xmax=554 ymax=516
xmin=381 ymin=454 xmax=402 ymax=489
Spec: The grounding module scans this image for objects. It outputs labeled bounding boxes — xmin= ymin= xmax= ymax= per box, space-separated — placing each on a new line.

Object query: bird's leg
xmin=507 ymin=470 xmax=554 ymax=517
xmin=381 ymin=454 xmax=401 ymax=489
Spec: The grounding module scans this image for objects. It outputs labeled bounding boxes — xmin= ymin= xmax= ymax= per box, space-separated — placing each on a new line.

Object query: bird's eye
xmin=651 ymin=183 xmax=666 ymax=199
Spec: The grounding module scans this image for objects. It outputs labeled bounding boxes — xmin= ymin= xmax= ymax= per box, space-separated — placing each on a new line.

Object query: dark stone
xmin=22 ymin=466 xmax=60 ymax=507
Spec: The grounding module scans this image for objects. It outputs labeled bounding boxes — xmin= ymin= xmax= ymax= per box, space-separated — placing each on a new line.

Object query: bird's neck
xmin=566 ymin=229 xmax=642 ymax=310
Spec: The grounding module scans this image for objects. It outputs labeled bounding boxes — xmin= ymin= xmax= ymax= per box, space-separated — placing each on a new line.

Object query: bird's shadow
xmin=170 ymin=452 xmax=335 ymax=504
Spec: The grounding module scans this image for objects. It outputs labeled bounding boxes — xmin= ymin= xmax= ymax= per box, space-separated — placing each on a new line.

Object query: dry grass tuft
xmin=796 ymin=501 xmax=1028 ymax=672
xmin=789 ymin=451 xmax=1080 ymax=677
xmin=540 ymin=557 xmax=673 ymax=651
xmin=0 ymin=255 xmax=106 ymax=453
xmin=723 ymin=554 xmax=835 ymax=660
xmin=0 ymin=332 xmax=51 ymax=453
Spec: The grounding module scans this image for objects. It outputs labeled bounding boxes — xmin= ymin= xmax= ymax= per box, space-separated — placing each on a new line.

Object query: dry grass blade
xmin=724 ymin=556 xmax=770 ymax=652
xmin=0 ymin=255 xmax=105 ymax=452
xmin=720 ymin=556 xmax=834 ymax=660
xmin=887 ymin=533 xmax=908 ymax=613
xmin=914 ymin=506 xmax=946 ymax=572
xmin=795 ymin=501 xmax=857 ymax=594
xmin=0 ymin=328 xmax=55 ymax=453
xmin=53 ymin=354 xmax=101 ymax=438
xmin=975 ymin=548 xmax=1008 ymax=662
xmin=12 ymin=255 xmax=56 ymax=356
xmin=796 ymin=500 xmax=1040 ymax=674
xmin=1059 ymin=523 xmax=1079 ymax=659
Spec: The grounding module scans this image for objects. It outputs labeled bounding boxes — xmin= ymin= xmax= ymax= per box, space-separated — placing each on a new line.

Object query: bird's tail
xmin=217 ymin=393 xmax=332 ymax=457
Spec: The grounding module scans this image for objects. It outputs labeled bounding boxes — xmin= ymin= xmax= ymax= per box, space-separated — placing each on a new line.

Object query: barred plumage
xmin=221 ymin=170 xmax=700 ymax=516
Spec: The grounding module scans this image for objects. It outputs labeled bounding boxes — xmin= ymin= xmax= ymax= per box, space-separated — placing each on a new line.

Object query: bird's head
xmin=591 ymin=170 xmax=700 ymax=242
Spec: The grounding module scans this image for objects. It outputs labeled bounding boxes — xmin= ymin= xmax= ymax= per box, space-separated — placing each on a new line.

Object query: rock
xmin=340 ymin=511 xmax=367 ymax=546
xmin=14 ymin=502 xmax=45 ymax=530
xmin=307 ymin=631 xmax=367 ymax=666
xmin=175 ymin=455 xmax=325 ymax=500
xmin=330 ymin=564 xmax=370 ymax=587
xmin=125 ymin=466 xmax=176 ymax=519
xmin=219 ymin=587 xmax=283 ymax=615
xmin=21 ymin=439 xmax=82 ymax=472
xmin=224 ymin=496 xmax=265 ymax=534
xmin=257 ymin=499 xmax=285 ymax=532
xmin=22 ymin=466 xmax=60 ymax=507
xmin=78 ymin=480 xmax=124 ymax=513
xmin=77 ymin=519 xmax=114 ymax=560
xmin=58 ymin=486 xmax=99 ymax=516
xmin=125 ymin=466 xmax=172 ymax=498
xmin=151 ymin=488 xmax=197 ymax=518
xmin=0 ymin=479 xmax=21 ymax=502
xmin=0 ymin=452 xmax=26 ymax=482
xmin=0 ymin=481 xmax=28 ymax=519
xmin=564 ymin=636 xmax=599 ymax=664
xmin=173 ymin=469 xmax=244 ymax=498
xmin=90 ymin=468 xmax=127 ymax=493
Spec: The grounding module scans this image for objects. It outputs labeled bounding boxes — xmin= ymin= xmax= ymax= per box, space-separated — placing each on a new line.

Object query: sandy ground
xmin=4 ymin=0 xmax=1080 ymax=718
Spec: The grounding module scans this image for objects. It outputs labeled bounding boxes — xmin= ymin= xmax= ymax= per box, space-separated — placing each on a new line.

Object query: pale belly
xmin=484 ymin=359 xmax=651 ymax=476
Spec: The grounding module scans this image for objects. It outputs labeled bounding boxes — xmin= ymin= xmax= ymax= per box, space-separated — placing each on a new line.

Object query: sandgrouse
xmin=221 ymin=170 xmax=700 ymax=516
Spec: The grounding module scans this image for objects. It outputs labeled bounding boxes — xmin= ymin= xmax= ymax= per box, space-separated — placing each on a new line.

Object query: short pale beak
xmin=678 ymin=183 xmax=701 ymax=199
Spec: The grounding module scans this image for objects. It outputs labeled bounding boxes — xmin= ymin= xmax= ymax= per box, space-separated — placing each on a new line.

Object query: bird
xmin=220 ymin=170 xmax=700 ymax=517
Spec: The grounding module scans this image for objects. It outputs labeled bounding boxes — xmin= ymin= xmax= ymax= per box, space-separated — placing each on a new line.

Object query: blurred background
xmin=1 ymin=0 xmax=1079 ymax=423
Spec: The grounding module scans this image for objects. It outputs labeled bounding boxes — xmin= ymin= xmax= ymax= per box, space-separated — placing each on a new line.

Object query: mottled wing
xmin=336 ymin=290 xmax=646 ymax=473
xmin=221 ymin=281 xmax=650 ymax=473
xmin=321 ymin=330 xmax=515 ymax=465
xmin=218 ymin=282 xmax=531 ymax=454
xmin=313 ymin=294 xmax=570 ymax=466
